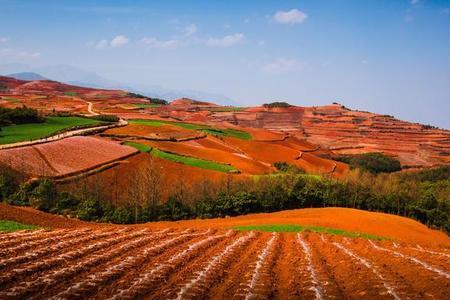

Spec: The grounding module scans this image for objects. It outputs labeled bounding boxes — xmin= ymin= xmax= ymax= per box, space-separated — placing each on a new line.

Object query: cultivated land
xmin=0 ymin=76 xmax=449 ymax=299
xmin=0 ymin=206 xmax=448 ymax=299
xmin=0 ymin=116 xmax=102 ymax=144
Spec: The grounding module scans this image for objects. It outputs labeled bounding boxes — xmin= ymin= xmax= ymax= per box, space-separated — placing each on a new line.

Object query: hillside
xmin=0 ymin=77 xmax=449 ymax=300
xmin=1 ymin=76 xmax=448 ymax=168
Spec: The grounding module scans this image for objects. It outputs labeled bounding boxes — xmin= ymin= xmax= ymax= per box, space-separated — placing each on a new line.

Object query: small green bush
xmin=336 ymin=152 xmax=401 ymax=173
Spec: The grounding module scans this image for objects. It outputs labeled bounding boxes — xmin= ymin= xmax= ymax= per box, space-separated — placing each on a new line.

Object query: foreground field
xmin=0 ymin=227 xmax=448 ymax=299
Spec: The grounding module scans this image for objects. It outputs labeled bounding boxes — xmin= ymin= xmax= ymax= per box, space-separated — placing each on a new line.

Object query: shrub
xmin=0 ymin=106 xmax=44 ymax=126
xmin=274 ymin=162 xmax=305 ymax=174
xmin=30 ymin=179 xmax=58 ymax=212
xmin=76 ymin=198 xmax=103 ymax=221
xmin=262 ymin=102 xmax=291 ymax=108
xmin=127 ymin=93 xmax=168 ymax=105
xmin=90 ymin=115 xmax=119 ymax=122
xmin=336 ymin=152 xmax=401 ymax=173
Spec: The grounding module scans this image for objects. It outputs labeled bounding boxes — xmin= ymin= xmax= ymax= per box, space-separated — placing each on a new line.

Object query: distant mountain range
xmin=0 ymin=63 xmax=237 ymax=105
xmin=7 ymin=72 xmax=48 ymax=81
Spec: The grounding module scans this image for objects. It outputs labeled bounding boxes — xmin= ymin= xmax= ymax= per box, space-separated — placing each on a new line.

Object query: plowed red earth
xmin=0 ymin=136 xmax=137 ymax=177
xmin=1 ymin=206 xmax=449 ymax=298
xmin=0 ymin=227 xmax=448 ymax=299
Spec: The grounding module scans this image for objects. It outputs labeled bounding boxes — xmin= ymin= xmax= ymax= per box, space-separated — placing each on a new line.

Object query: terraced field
xmin=0 ymin=227 xmax=448 ymax=299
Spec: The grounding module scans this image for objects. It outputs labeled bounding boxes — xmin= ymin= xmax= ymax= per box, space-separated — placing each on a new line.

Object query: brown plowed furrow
xmin=302 ymin=234 xmax=344 ymax=299
xmin=0 ymin=228 xmax=102 ymax=270
xmin=206 ymin=233 xmax=269 ymax=299
xmin=0 ymin=229 xmax=72 ymax=249
xmin=385 ymin=245 xmax=450 ymax=273
xmin=0 ymin=228 xmax=113 ymax=259
xmin=322 ymin=235 xmax=400 ymax=299
xmin=271 ymin=233 xmax=303 ymax=300
xmin=33 ymin=229 xmax=194 ymax=300
xmin=150 ymin=231 xmax=257 ymax=300
xmin=0 ymin=229 xmax=151 ymax=297
xmin=221 ymin=232 xmax=279 ymax=300
xmin=0 ymin=229 xmax=47 ymax=242
xmin=102 ymin=229 xmax=231 ymax=300
xmin=345 ymin=239 xmax=450 ymax=299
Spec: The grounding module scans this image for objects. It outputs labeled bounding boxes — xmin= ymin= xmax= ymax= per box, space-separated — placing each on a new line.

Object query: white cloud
xmin=258 ymin=40 xmax=266 ymax=46
xmin=273 ymin=9 xmax=308 ymax=24
xmin=261 ymin=58 xmax=302 ymax=73
xmin=184 ymin=24 xmax=197 ymax=37
xmin=110 ymin=35 xmax=128 ymax=48
xmin=206 ymin=33 xmax=245 ymax=47
xmin=0 ymin=37 xmax=9 ymax=43
xmin=139 ymin=37 xmax=181 ymax=49
xmin=95 ymin=39 xmax=108 ymax=49
xmin=0 ymin=48 xmax=40 ymax=59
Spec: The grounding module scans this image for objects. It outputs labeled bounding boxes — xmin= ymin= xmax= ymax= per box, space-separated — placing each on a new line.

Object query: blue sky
xmin=1 ymin=0 xmax=449 ymax=128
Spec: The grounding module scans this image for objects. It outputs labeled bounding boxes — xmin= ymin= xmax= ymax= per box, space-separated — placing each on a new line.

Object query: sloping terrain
xmin=0 ymin=206 xmax=448 ymax=299
xmin=2 ymin=75 xmax=449 ymax=168
xmin=0 ymin=136 xmax=138 ymax=178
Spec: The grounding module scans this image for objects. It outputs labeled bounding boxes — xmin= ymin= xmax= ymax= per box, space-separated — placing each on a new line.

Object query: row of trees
xmin=0 ymin=106 xmax=44 ymax=126
xmin=1 ymin=157 xmax=448 ymax=232
xmin=127 ymin=92 xmax=168 ymax=105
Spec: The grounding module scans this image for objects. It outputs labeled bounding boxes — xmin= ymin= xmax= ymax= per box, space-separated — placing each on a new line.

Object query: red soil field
xmin=0 ymin=207 xmax=448 ymax=299
xmin=0 ymin=136 xmax=137 ymax=177
xmin=104 ymin=124 xmax=203 ymax=140
xmin=224 ymin=137 xmax=347 ymax=176
xmin=138 ymin=139 xmax=273 ymax=175
xmin=58 ymin=152 xmax=229 ymax=204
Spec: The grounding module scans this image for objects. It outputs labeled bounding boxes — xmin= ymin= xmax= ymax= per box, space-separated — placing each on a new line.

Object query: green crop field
xmin=0 ymin=116 xmax=102 ymax=145
xmin=133 ymin=103 xmax=161 ymax=109
xmin=151 ymin=148 xmax=237 ymax=173
xmin=0 ymin=220 xmax=40 ymax=232
xmin=208 ymin=106 xmax=245 ymax=112
xmin=123 ymin=141 xmax=152 ymax=152
xmin=129 ymin=119 xmax=252 ymax=140
xmin=124 ymin=140 xmax=236 ymax=173
xmin=233 ymin=224 xmax=386 ymax=240
xmin=2 ymin=97 xmax=21 ymax=103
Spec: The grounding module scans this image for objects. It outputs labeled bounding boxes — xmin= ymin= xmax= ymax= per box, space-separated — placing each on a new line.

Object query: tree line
xmin=1 ymin=156 xmax=448 ymax=233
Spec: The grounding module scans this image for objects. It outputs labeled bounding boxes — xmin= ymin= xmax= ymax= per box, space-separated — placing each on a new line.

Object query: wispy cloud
xmin=273 ymin=9 xmax=308 ymax=24
xmin=91 ymin=35 xmax=129 ymax=49
xmin=0 ymin=37 xmax=9 ymax=43
xmin=261 ymin=58 xmax=302 ymax=73
xmin=411 ymin=0 xmax=419 ymax=5
xmin=206 ymin=33 xmax=245 ymax=47
xmin=95 ymin=39 xmax=108 ymax=49
xmin=139 ymin=37 xmax=181 ymax=49
xmin=110 ymin=35 xmax=129 ymax=48
xmin=184 ymin=24 xmax=197 ymax=37
xmin=0 ymin=48 xmax=40 ymax=58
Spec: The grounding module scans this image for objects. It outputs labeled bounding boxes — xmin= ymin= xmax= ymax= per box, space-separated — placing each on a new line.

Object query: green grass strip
xmin=0 ymin=220 xmax=40 ymax=232
xmin=123 ymin=141 xmax=152 ymax=152
xmin=129 ymin=119 xmax=252 ymax=140
xmin=2 ymin=97 xmax=21 ymax=103
xmin=151 ymin=148 xmax=237 ymax=173
xmin=133 ymin=103 xmax=161 ymax=108
xmin=0 ymin=116 xmax=103 ymax=145
xmin=233 ymin=224 xmax=387 ymax=240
